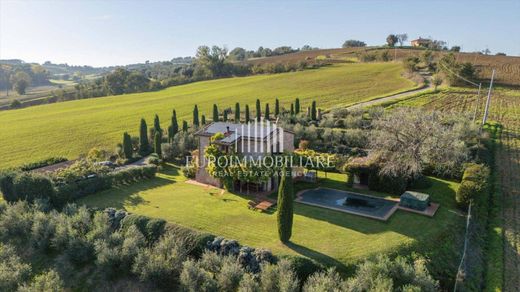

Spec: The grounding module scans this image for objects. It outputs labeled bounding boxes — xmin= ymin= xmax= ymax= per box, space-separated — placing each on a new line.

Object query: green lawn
xmin=79 ymin=164 xmax=462 ymax=270
xmin=0 ymin=63 xmax=415 ymax=169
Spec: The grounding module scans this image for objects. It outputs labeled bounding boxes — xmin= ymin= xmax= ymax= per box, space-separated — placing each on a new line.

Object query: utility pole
xmin=481 ymin=69 xmax=495 ymax=126
xmin=472 ymin=82 xmax=482 ymax=123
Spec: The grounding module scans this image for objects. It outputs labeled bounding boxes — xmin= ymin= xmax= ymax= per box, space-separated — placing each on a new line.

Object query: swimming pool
xmin=296 ymin=188 xmax=398 ymax=221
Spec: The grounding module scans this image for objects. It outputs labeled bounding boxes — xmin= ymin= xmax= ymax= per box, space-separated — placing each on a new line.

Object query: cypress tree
xmin=311 ymin=100 xmax=317 ymax=120
xmin=290 ymin=103 xmax=294 ymax=115
xmin=182 ymin=120 xmax=188 ymax=132
xmin=265 ymin=103 xmax=270 ymax=120
xmin=295 ymin=98 xmax=300 ymax=114
xmin=123 ymin=132 xmax=133 ymax=159
xmin=256 ymin=99 xmax=261 ymax=122
xmin=154 ymin=132 xmax=162 ymax=158
xmin=245 ymin=105 xmax=250 ymax=122
xmin=201 ymin=114 xmax=206 ymax=125
xmin=171 ymin=110 xmax=178 ymax=138
xmin=317 ymin=108 xmax=322 ymax=120
xmin=213 ymin=104 xmax=219 ymax=122
xmin=193 ymin=105 xmax=199 ymax=127
xmin=139 ymin=118 xmax=149 ymax=155
xmin=275 ymin=98 xmax=280 ymax=117
xmin=154 ymin=114 xmax=161 ymax=133
xmin=235 ymin=103 xmax=240 ymax=122
xmin=307 ymin=106 xmax=311 ymax=117
xmin=223 ymin=110 xmax=228 ymax=122
xmin=277 ymin=168 xmax=294 ymax=243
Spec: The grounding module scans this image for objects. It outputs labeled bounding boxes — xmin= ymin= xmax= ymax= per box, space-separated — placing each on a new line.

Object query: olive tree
xmin=370 ymin=108 xmax=474 ymax=179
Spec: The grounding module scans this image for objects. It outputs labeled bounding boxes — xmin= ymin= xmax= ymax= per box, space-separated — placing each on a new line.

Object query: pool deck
xmin=296 ymin=187 xmax=440 ymax=221
xmin=295 ymin=187 xmax=399 ymax=221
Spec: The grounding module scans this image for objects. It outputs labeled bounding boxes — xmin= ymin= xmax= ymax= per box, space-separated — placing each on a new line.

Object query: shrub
xmin=303 ymin=268 xmax=344 ymax=292
xmin=181 ymin=164 xmax=197 ymax=179
xmin=132 ymin=232 xmax=189 ymax=288
xmin=8 ymin=172 xmax=56 ymax=203
xmin=282 ymin=255 xmax=323 ymax=283
xmin=18 ymin=269 xmax=64 ymax=292
xmin=217 ymin=256 xmax=245 ymax=291
xmin=0 ymin=244 xmax=32 ymax=291
xmin=456 ymin=163 xmax=490 ymax=208
xmin=31 ymin=211 xmax=57 ymax=252
xmin=456 ymin=180 xmax=479 ymax=208
xmin=0 ymin=170 xmax=17 ymax=201
xmin=109 ymin=165 xmax=157 ymax=185
xmin=368 ymin=172 xmax=407 ymax=196
xmin=180 ymin=259 xmax=218 ymax=292
xmin=345 ymin=255 xmax=438 ymax=291
xmin=238 ymin=273 xmax=260 ymax=291
xmin=120 ymin=214 xmax=165 ymax=243
xmin=0 ymin=201 xmax=34 ymax=244
xmin=260 ymin=260 xmax=299 ymax=292
xmin=145 ymin=218 xmax=167 ymax=242
xmin=18 ymin=157 xmax=68 ymax=171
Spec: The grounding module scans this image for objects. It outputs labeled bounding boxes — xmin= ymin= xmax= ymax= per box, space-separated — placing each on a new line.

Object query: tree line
xmin=0 ymin=61 xmax=51 ymax=95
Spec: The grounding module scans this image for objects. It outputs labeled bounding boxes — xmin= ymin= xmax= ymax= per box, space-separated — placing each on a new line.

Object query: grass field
xmin=79 ymin=164 xmax=462 ymax=272
xmin=0 ymin=63 xmax=416 ymax=169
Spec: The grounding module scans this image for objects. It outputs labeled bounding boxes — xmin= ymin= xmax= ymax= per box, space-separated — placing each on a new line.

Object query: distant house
xmin=194 ymin=121 xmax=295 ymax=192
xmin=411 ymin=38 xmax=432 ymax=48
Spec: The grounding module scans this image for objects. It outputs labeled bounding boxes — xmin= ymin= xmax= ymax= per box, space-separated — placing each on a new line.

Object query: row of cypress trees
xmin=206 ymin=98 xmax=318 ymax=124
xmin=123 ymin=109 xmax=194 ymax=160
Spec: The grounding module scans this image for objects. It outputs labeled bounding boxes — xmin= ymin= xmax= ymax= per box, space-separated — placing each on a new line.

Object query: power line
xmin=437 ymin=60 xmax=480 ymax=87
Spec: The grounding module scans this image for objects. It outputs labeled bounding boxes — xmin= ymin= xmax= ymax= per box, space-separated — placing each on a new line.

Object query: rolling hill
xmin=0 ymin=62 xmax=416 ymax=169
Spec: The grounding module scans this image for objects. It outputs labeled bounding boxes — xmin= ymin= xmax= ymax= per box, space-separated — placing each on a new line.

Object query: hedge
xmin=109 ymin=165 xmax=157 ymax=185
xmin=456 ymin=163 xmax=490 ymax=208
xmin=18 ymin=157 xmax=68 ymax=171
xmin=367 ymin=172 xmax=407 ymax=196
xmin=0 ymin=171 xmax=55 ymax=204
xmin=2 ymin=165 xmax=158 ymax=208
xmin=120 ymin=214 xmax=166 ymax=243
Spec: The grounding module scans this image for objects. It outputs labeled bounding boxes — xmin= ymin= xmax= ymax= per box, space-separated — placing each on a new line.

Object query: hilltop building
xmin=411 ymin=38 xmax=432 ymax=48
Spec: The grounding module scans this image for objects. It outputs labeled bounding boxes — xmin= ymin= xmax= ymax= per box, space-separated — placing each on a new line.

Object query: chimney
xmin=226 ymin=126 xmax=230 ymax=133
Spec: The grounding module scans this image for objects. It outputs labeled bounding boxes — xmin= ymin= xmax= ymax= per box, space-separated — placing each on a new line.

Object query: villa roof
xmin=411 ymin=38 xmax=431 ymax=43
xmin=195 ymin=122 xmax=279 ymax=144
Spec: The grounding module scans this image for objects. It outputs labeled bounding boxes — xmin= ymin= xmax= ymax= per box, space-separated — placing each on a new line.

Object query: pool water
xmin=297 ymin=188 xmax=398 ymax=220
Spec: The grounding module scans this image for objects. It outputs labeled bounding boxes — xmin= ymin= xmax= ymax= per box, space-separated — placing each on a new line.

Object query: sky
xmin=1 ymin=0 xmax=519 ymax=67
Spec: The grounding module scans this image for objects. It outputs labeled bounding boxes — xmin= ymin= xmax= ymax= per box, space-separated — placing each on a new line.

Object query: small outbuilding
xmin=400 ymin=191 xmax=430 ymax=211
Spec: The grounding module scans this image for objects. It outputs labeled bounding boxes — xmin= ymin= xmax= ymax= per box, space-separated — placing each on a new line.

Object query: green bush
xmin=368 ymin=172 xmax=407 ymax=195
xmin=1 ymin=172 xmax=56 ymax=203
xmin=0 ymin=170 xmax=16 ymax=201
xmin=0 ymin=244 xmax=32 ymax=291
xmin=145 ymin=219 xmax=167 ymax=242
xmin=456 ymin=163 xmax=490 ymax=208
xmin=181 ymin=164 xmax=196 ymax=179
xmin=18 ymin=269 xmax=64 ymax=292
xmin=281 ymin=255 xmax=323 ymax=283
xmin=109 ymin=165 xmax=157 ymax=185
xmin=19 ymin=157 xmax=68 ymax=171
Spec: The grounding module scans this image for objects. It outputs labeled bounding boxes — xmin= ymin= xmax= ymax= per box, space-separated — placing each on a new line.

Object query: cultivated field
xmin=248 ymin=47 xmax=520 ymax=86
xmin=0 ymin=63 xmax=416 ymax=169
xmin=79 ymin=165 xmax=463 ymax=272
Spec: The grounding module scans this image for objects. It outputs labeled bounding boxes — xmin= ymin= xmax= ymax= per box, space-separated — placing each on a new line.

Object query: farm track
xmin=500 ymin=120 xmax=520 ymax=291
xmin=348 ymin=76 xmax=432 ymax=109
xmin=491 ymin=93 xmax=520 ymax=292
